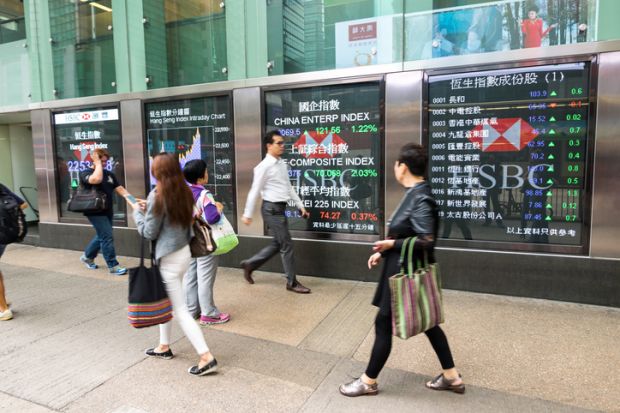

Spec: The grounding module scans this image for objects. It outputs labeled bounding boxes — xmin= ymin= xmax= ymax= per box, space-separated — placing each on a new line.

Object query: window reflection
xmin=0 ymin=0 xmax=25 ymax=45
xmin=49 ymin=0 xmax=116 ymax=98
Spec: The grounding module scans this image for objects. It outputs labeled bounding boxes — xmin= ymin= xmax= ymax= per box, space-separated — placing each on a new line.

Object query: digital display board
xmin=53 ymin=107 xmax=126 ymax=221
xmin=264 ymin=82 xmax=383 ymax=239
xmin=428 ymin=62 xmax=591 ymax=248
xmin=145 ymin=96 xmax=236 ymax=226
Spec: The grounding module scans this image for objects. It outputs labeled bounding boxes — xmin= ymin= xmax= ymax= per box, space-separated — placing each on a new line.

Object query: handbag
xmin=190 ymin=215 xmax=216 ymax=257
xmin=67 ymin=186 xmax=107 ymax=213
xmin=211 ymin=213 xmax=239 ymax=256
xmin=389 ymin=237 xmax=444 ymax=340
xmin=127 ymin=237 xmax=173 ymax=328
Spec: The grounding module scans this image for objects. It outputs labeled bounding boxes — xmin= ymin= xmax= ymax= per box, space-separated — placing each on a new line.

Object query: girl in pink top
xmin=521 ymin=8 xmax=557 ymax=48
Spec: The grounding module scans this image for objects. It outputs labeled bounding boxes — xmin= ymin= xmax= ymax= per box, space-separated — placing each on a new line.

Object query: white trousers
xmin=158 ymin=245 xmax=209 ymax=355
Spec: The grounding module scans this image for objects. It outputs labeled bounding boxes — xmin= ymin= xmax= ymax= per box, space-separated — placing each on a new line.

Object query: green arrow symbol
xmin=550 ymin=91 xmax=557 ymax=96
xmin=546 ymin=179 xmax=554 ymax=185
xmin=547 ymin=154 xmax=555 ymax=160
xmin=549 ymin=116 xmax=556 ymax=122
xmin=546 ymin=190 xmax=553 ymax=196
xmin=545 ymin=216 xmax=552 ymax=221
xmin=549 ymin=129 xmax=556 ymax=135
xmin=71 ymin=179 xmax=79 ymax=188
xmin=546 ymin=203 xmax=553 ymax=209
xmin=548 ymin=141 xmax=555 ymax=147
xmin=547 ymin=165 xmax=554 ymax=172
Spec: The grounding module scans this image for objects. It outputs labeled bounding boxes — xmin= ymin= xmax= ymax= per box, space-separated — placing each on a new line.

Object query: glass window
xmin=49 ymin=0 xmax=116 ymax=98
xmin=144 ymin=96 xmax=237 ymax=226
xmin=53 ymin=107 xmax=126 ymax=223
xmin=266 ymin=0 xmax=404 ymax=75
xmin=404 ymin=0 xmax=596 ymax=61
xmin=143 ymin=0 xmax=227 ymax=89
xmin=0 ymin=0 xmax=25 ymax=45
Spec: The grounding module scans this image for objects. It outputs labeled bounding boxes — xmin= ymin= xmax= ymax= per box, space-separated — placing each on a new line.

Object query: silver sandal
xmin=339 ymin=377 xmax=379 ymax=397
xmin=425 ymin=373 xmax=465 ymax=394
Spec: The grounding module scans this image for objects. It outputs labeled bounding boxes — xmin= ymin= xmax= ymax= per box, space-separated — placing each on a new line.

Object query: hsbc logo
xmin=292 ymin=131 xmax=348 ymax=159
xmin=468 ymin=118 xmax=538 ymax=152
xmin=81 ymin=113 xmax=91 ymax=121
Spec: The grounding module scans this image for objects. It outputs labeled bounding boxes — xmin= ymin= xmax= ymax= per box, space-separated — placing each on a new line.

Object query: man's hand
xmin=242 ymin=216 xmax=252 ymax=225
xmin=368 ymin=252 xmax=382 ymax=269
xmin=91 ymin=151 xmax=101 ymax=164
xmin=300 ymin=208 xmax=310 ymax=219
xmin=20 ymin=202 xmax=28 ymax=210
xmin=372 ymin=239 xmax=395 ymax=253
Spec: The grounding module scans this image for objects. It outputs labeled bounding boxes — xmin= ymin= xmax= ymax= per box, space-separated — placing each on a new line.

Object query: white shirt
xmin=243 ymin=154 xmax=303 ymax=218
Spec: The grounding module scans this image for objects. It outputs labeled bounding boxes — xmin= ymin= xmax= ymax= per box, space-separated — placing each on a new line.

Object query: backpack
xmin=0 ymin=191 xmax=27 ymax=244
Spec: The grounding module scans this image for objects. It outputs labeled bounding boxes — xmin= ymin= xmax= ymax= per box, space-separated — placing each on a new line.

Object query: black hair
xmin=183 ymin=159 xmax=207 ymax=184
xmin=263 ymin=130 xmax=283 ymax=148
xmin=526 ymin=3 xmax=539 ymax=13
xmin=397 ymin=143 xmax=427 ymax=176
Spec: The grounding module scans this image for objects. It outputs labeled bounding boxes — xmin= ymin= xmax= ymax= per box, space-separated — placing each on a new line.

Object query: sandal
xmin=425 ymin=373 xmax=465 ymax=394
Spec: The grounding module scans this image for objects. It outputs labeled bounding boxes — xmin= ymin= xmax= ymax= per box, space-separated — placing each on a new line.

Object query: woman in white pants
xmin=132 ymin=153 xmax=217 ymax=376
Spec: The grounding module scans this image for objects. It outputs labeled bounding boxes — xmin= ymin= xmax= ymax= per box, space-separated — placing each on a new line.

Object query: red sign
xmin=293 ymin=131 xmax=347 ymax=159
xmin=348 ymin=22 xmax=377 ymax=41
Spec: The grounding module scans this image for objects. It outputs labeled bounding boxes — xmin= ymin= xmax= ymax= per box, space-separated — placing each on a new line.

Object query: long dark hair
xmin=151 ymin=153 xmax=194 ymax=227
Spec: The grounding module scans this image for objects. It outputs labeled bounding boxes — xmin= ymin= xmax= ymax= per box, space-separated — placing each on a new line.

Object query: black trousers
xmin=365 ymin=311 xmax=455 ymax=379
xmin=244 ymin=201 xmax=297 ymax=284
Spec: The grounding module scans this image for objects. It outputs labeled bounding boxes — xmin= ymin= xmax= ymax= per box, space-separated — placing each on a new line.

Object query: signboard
xmin=53 ymin=107 xmax=126 ymax=220
xmin=145 ymin=96 xmax=236 ymax=226
xmin=264 ymin=82 xmax=383 ymax=239
xmin=427 ymin=62 xmax=591 ymax=248
xmin=335 ymin=16 xmax=394 ymax=69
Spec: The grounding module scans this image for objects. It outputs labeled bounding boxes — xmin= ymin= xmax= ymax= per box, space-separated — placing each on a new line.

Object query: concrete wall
xmin=0 ymin=40 xmax=30 ymax=107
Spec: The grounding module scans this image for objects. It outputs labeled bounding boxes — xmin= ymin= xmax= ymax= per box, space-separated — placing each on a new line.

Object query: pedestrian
xmin=0 ymin=183 xmax=28 ymax=321
xmin=339 ymin=143 xmax=465 ymax=396
xmin=521 ymin=4 xmax=557 ymax=48
xmin=79 ymin=148 xmax=132 ymax=275
xmin=182 ymin=159 xmax=230 ymax=325
xmin=131 ymin=152 xmax=218 ymax=376
xmin=240 ymin=130 xmax=311 ymax=294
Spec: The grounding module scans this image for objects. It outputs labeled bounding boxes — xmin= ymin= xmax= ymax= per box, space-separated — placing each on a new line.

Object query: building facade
xmin=1 ymin=0 xmax=620 ymax=306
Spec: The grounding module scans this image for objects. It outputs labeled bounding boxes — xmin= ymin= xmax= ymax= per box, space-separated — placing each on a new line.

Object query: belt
xmin=264 ymin=200 xmax=287 ymax=206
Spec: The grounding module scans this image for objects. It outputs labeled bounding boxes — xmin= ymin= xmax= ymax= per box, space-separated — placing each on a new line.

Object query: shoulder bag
xmin=211 ymin=213 xmax=238 ymax=256
xmin=389 ymin=237 xmax=444 ymax=339
xmin=128 ymin=237 xmax=173 ymax=328
xmin=67 ymin=185 xmax=107 ymax=213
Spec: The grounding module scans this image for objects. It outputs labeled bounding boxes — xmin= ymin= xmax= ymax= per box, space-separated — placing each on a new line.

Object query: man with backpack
xmin=0 ymin=183 xmax=28 ymax=321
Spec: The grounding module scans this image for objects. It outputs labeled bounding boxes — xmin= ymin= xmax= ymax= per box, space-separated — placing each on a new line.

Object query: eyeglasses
xmin=272 ymin=141 xmax=285 ymax=146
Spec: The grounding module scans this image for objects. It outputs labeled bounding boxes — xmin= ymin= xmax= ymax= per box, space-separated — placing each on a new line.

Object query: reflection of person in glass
xmin=78 ymin=148 xmax=135 ymax=275
xmin=339 ymin=144 xmax=464 ymax=397
xmin=521 ymin=4 xmax=557 ymax=48
xmin=240 ymin=131 xmax=311 ymax=294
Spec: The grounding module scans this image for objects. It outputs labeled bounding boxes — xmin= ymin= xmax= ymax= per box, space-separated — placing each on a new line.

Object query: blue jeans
xmin=84 ymin=215 xmax=119 ymax=268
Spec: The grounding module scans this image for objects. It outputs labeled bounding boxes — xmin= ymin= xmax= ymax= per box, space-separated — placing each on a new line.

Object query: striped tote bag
xmin=389 ymin=237 xmax=444 ymax=340
xmin=128 ymin=238 xmax=173 ymax=328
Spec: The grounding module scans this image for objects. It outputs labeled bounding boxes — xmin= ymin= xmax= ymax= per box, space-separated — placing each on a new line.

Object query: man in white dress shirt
xmin=240 ymin=131 xmax=311 ymax=294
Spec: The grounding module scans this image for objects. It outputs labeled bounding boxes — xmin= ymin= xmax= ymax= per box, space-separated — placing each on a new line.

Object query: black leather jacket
xmin=386 ymin=182 xmax=438 ymax=257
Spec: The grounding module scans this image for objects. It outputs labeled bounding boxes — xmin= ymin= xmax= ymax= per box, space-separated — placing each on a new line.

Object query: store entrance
xmin=0 ymin=111 xmax=38 ymax=244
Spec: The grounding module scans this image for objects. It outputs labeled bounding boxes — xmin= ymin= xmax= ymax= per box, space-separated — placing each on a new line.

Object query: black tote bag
xmin=127 ymin=237 xmax=172 ymax=328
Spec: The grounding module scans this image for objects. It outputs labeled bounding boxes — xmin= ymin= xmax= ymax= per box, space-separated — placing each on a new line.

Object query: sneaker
xmin=109 ymin=266 xmax=127 ymax=275
xmin=0 ymin=308 xmax=13 ymax=321
xmin=80 ymin=255 xmax=98 ymax=270
xmin=199 ymin=313 xmax=230 ymax=325
xmin=188 ymin=358 xmax=218 ymax=376
xmin=145 ymin=347 xmax=174 ymax=360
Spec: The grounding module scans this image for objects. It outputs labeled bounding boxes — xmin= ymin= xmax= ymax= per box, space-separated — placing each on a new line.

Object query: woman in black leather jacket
xmin=340 ymin=143 xmax=465 ymax=397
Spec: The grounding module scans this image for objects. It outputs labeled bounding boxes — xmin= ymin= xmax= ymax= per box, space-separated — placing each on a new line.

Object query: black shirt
xmin=79 ymin=168 xmax=120 ymax=217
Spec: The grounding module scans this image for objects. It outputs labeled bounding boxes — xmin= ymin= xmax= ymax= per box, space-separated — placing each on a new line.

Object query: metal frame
xmin=260 ymin=76 xmax=386 ymax=242
xmin=421 ymin=55 xmax=599 ymax=255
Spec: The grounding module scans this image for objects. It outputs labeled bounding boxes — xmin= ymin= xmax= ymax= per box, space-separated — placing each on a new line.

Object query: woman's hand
xmin=372 ymin=239 xmax=395 ymax=253
xmin=368 ymin=252 xmax=382 ymax=269
xmin=215 ymin=202 xmax=224 ymax=213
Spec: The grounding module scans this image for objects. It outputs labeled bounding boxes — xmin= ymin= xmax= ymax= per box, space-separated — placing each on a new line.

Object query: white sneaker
xmin=0 ymin=308 xmax=13 ymax=321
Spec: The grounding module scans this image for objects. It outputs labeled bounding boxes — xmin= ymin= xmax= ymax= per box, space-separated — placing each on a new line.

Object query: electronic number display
xmin=264 ymin=82 xmax=383 ymax=239
xmin=145 ymin=96 xmax=236 ymax=226
xmin=428 ymin=62 xmax=591 ymax=247
xmin=53 ymin=107 xmax=126 ymax=221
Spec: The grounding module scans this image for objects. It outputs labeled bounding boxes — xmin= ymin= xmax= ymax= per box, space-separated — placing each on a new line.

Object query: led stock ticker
xmin=427 ymin=62 xmax=590 ymax=247
xmin=265 ymin=82 xmax=382 ymax=238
